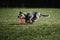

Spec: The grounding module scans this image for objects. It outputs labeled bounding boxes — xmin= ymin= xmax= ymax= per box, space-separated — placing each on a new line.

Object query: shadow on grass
xmin=8 ymin=23 xmax=29 ymax=25
xmin=8 ymin=23 xmax=24 ymax=25
xmin=0 ymin=21 xmax=34 ymax=26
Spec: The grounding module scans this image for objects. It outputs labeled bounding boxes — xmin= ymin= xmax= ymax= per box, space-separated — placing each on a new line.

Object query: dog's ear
xmin=19 ymin=11 xmax=22 ymax=15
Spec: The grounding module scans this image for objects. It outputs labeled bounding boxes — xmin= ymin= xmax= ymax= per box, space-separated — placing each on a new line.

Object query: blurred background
xmin=0 ymin=0 xmax=60 ymax=8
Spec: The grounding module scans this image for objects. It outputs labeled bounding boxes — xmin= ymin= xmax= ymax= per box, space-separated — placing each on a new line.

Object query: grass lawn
xmin=0 ymin=8 xmax=60 ymax=40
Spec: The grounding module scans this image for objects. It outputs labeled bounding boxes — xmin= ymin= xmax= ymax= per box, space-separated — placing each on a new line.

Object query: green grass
xmin=0 ymin=8 xmax=60 ymax=40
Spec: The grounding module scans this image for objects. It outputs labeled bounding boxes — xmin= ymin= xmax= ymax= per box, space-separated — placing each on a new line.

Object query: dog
xmin=18 ymin=11 xmax=49 ymax=24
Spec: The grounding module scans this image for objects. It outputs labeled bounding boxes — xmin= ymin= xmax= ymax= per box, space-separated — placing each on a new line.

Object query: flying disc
xmin=19 ymin=17 xmax=24 ymax=24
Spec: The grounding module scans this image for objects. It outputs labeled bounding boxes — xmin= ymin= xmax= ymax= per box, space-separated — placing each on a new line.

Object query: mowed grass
xmin=0 ymin=8 xmax=60 ymax=40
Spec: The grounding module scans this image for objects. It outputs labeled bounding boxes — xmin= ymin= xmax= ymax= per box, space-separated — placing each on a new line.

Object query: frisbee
xmin=19 ymin=17 xmax=24 ymax=24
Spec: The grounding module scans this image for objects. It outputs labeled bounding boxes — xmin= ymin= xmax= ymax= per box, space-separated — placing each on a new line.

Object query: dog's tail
xmin=40 ymin=14 xmax=49 ymax=17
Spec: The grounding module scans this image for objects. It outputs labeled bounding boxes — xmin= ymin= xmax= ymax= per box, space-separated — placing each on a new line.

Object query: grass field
xmin=0 ymin=8 xmax=60 ymax=40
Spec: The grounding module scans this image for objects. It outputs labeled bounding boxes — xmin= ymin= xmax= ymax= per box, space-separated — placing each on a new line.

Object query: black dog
xmin=18 ymin=11 xmax=49 ymax=24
